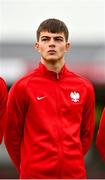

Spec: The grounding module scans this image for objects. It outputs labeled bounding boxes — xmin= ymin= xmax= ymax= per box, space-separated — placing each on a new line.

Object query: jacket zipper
xmin=56 ymin=72 xmax=59 ymax=80
xmin=55 ymin=80 xmax=63 ymax=178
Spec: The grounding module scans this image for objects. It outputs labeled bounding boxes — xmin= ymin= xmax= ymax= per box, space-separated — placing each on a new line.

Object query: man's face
xmin=35 ymin=31 xmax=70 ymax=62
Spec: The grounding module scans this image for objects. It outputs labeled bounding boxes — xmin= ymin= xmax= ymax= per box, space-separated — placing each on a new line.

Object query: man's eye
xmin=41 ymin=38 xmax=48 ymax=41
xmin=56 ymin=38 xmax=63 ymax=41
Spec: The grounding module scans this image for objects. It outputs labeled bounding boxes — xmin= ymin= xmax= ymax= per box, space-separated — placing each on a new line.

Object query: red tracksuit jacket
xmin=4 ymin=63 xmax=95 ymax=178
xmin=96 ymin=108 xmax=105 ymax=162
xmin=0 ymin=78 xmax=8 ymax=144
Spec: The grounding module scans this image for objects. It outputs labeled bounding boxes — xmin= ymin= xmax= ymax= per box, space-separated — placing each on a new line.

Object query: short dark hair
xmin=36 ymin=18 xmax=69 ymax=41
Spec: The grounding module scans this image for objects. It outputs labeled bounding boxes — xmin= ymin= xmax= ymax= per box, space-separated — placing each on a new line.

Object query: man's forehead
xmin=40 ymin=31 xmax=65 ymax=38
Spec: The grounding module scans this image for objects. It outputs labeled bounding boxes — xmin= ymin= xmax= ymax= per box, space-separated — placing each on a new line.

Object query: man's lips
xmin=47 ymin=50 xmax=56 ymax=55
xmin=48 ymin=50 xmax=56 ymax=53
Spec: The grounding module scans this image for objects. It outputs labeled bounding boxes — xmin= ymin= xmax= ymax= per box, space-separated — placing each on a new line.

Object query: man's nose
xmin=49 ymin=39 xmax=55 ymax=47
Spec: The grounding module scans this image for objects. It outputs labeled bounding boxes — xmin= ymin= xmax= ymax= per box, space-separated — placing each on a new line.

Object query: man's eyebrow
xmin=54 ymin=36 xmax=64 ymax=39
xmin=41 ymin=36 xmax=64 ymax=39
xmin=41 ymin=36 xmax=50 ymax=39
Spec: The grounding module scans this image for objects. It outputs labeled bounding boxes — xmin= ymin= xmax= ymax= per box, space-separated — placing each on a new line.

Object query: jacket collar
xmin=36 ymin=62 xmax=69 ymax=81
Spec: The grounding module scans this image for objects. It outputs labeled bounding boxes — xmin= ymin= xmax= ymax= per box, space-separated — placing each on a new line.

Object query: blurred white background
xmin=0 ymin=0 xmax=105 ymax=43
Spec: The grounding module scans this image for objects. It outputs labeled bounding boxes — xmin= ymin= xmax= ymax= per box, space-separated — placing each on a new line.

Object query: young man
xmin=0 ymin=78 xmax=8 ymax=144
xmin=96 ymin=108 xmax=105 ymax=162
xmin=4 ymin=18 xmax=95 ymax=179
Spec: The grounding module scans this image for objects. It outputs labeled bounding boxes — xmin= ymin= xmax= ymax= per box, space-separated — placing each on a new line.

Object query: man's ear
xmin=34 ymin=42 xmax=39 ymax=50
xmin=65 ymin=42 xmax=71 ymax=52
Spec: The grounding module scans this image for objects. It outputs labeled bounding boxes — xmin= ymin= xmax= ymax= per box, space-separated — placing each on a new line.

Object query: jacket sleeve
xmin=80 ymin=83 xmax=95 ymax=155
xmin=96 ymin=108 xmax=105 ymax=162
xmin=4 ymin=81 xmax=27 ymax=172
xmin=0 ymin=78 xmax=8 ymax=144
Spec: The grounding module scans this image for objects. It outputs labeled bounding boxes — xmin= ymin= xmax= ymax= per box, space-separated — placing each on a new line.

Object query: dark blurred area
xmin=0 ymin=42 xmax=105 ymax=178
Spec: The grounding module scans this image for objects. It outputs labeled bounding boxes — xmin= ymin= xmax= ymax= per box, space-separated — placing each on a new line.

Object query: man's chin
xmin=45 ymin=58 xmax=58 ymax=62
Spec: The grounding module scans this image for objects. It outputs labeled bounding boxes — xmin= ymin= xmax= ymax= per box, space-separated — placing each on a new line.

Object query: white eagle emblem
xmin=70 ymin=91 xmax=80 ymax=102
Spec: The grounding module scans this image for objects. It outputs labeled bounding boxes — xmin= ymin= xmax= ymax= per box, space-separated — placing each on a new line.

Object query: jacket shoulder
xmin=0 ymin=77 xmax=7 ymax=86
xmin=68 ymin=70 xmax=94 ymax=90
xmin=16 ymin=70 xmax=34 ymax=84
xmin=0 ymin=77 xmax=7 ymax=92
xmin=10 ymin=69 xmax=37 ymax=93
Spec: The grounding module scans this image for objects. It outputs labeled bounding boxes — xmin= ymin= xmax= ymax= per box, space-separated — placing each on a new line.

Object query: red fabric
xmin=0 ymin=78 xmax=8 ymax=144
xmin=96 ymin=108 xmax=105 ymax=162
xmin=4 ymin=63 xmax=95 ymax=178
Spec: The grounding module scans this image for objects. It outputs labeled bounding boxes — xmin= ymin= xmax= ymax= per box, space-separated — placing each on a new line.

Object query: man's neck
xmin=41 ymin=58 xmax=65 ymax=73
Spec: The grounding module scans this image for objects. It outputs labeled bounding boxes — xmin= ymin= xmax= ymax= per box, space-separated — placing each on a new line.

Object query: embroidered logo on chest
xmin=36 ymin=96 xmax=46 ymax=101
xmin=70 ymin=91 xmax=80 ymax=102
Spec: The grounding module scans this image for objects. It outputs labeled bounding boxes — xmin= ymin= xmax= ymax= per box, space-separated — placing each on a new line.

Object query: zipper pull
xmin=57 ymin=72 xmax=59 ymax=80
